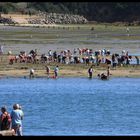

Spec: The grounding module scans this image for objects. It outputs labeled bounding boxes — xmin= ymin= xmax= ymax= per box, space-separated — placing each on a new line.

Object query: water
xmin=0 ymin=77 xmax=140 ymax=136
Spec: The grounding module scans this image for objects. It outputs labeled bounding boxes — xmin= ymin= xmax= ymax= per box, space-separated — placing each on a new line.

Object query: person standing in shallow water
xmin=97 ymin=66 xmax=111 ymax=80
xmin=29 ymin=68 xmax=35 ymax=78
xmin=54 ymin=65 xmax=59 ymax=79
xmin=45 ymin=65 xmax=50 ymax=78
xmin=88 ymin=66 xmax=93 ymax=79
xmin=107 ymin=66 xmax=110 ymax=77
xmin=11 ymin=104 xmax=24 ymax=136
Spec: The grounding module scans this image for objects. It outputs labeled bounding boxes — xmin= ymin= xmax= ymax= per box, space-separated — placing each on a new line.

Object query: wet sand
xmin=0 ymin=66 xmax=140 ymax=78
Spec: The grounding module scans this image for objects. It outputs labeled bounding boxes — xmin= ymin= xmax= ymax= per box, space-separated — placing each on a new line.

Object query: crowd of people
xmin=7 ymin=48 xmax=139 ymax=67
xmin=0 ymin=46 xmax=139 ymax=80
xmin=0 ymin=104 xmax=24 ymax=136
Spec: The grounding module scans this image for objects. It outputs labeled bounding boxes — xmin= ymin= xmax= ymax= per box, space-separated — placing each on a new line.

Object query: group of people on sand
xmin=7 ymin=47 xmax=139 ymax=67
xmin=45 ymin=65 xmax=59 ymax=79
xmin=0 ymin=104 xmax=24 ymax=136
xmin=29 ymin=65 xmax=59 ymax=79
xmin=29 ymin=62 xmax=110 ymax=80
xmin=88 ymin=65 xmax=111 ymax=80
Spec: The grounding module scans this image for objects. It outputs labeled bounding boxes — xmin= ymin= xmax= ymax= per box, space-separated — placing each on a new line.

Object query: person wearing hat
xmin=0 ymin=106 xmax=11 ymax=130
xmin=10 ymin=104 xmax=24 ymax=136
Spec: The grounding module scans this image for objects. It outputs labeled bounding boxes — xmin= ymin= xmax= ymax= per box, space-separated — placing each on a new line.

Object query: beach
xmin=0 ymin=59 xmax=140 ymax=78
xmin=0 ymin=24 xmax=140 ymax=78
xmin=0 ymin=69 xmax=140 ymax=78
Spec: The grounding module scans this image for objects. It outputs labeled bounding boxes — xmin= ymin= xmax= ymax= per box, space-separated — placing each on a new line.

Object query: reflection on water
xmin=0 ymin=77 xmax=140 ymax=136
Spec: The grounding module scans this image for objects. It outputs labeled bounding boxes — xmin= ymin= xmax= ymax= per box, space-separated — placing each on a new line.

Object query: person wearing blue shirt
xmin=11 ymin=104 xmax=24 ymax=136
xmin=54 ymin=65 xmax=59 ymax=78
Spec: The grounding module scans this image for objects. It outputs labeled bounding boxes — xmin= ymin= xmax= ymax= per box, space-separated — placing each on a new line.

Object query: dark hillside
xmin=0 ymin=2 xmax=140 ymax=23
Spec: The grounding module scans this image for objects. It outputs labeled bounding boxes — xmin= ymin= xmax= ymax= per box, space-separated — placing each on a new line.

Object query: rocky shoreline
xmin=0 ymin=12 xmax=88 ymax=25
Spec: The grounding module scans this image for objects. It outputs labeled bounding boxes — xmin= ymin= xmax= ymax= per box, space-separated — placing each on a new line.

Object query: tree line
xmin=0 ymin=2 xmax=140 ymax=23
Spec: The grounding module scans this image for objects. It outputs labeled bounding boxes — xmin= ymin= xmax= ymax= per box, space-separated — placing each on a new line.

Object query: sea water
xmin=0 ymin=77 xmax=140 ymax=136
